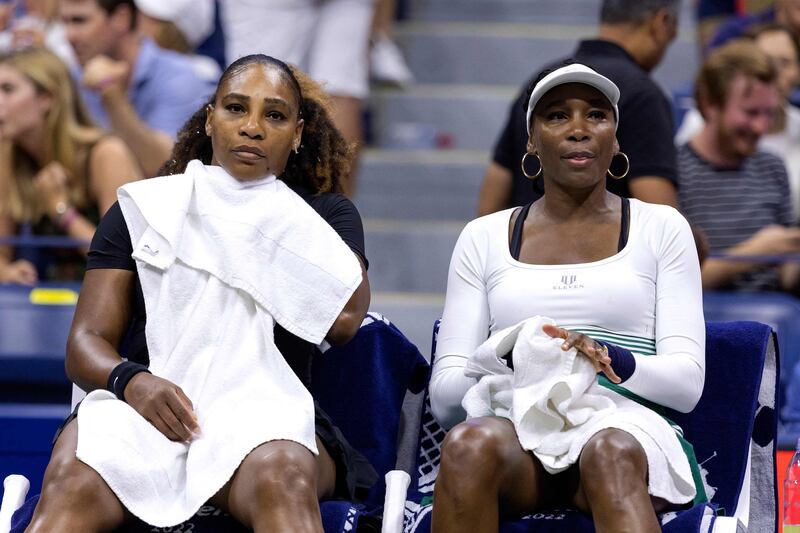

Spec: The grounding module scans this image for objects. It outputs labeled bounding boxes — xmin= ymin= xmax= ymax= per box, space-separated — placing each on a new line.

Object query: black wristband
xmin=107 ymin=361 xmax=151 ymax=401
xmin=597 ymin=341 xmax=636 ymax=383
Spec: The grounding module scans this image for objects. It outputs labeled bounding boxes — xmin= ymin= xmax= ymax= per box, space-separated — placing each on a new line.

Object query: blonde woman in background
xmin=0 ymin=47 xmax=140 ymax=284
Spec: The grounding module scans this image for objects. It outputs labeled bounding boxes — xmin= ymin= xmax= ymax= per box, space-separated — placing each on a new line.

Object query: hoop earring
xmin=607 ymin=152 xmax=630 ymax=180
xmin=521 ymin=152 xmax=542 ymax=180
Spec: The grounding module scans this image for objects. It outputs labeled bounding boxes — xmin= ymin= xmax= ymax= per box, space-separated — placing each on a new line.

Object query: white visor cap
xmin=525 ymin=63 xmax=620 ymax=135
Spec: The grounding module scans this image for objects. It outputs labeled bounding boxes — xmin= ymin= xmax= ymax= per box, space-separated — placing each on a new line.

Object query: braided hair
xmin=159 ymin=55 xmax=354 ymax=194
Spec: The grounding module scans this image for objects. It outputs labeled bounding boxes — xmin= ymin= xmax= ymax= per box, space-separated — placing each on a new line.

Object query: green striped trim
xmin=564 ymin=325 xmax=707 ymax=505
xmin=569 ymin=325 xmax=656 ymax=356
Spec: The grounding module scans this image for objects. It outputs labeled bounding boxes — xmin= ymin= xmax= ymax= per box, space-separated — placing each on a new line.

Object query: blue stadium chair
xmin=2 ymin=312 xmax=430 ymax=533
xmin=703 ymin=291 xmax=800 ymax=448
xmin=402 ymin=320 xmax=777 ymax=532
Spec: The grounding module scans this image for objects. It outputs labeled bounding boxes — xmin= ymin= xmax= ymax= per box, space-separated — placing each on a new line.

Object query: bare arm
xmin=325 ymin=257 xmax=370 ymax=346
xmin=65 ymin=268 xmax=134 ymax=391
xmin=67 ymin=268 xmax=199 ymax=441
xmin=628 ymin=176 xmax=678 ymax=207
xmin=700 ymin=225 xmax=800 ymax=290
xmin=100 ymin=86 xmax=174 ymax=177
xmin=477 ymin=162 xmax=513 ymax=216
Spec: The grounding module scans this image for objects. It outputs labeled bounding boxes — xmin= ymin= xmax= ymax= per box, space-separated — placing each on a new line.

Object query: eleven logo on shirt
xmin=553 ymin=274 xmax=584 ymax=290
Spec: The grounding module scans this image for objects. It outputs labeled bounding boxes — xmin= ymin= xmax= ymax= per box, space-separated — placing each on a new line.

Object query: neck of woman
xmin=536 ymin=180 xmax=616 ymax=222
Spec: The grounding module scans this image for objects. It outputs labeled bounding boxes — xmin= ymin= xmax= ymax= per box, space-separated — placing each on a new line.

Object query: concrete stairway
xmin=358 ymin=0 xmax=699 ymax=351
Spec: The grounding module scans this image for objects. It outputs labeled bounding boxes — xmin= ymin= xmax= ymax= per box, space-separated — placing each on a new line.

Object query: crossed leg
xmin=431 ymin=417 xmax=664 ymax=533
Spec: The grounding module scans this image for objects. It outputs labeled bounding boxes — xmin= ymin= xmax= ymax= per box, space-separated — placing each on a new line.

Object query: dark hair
xmin=159 ymin=54 xmax=354 ymax=194
xmin=96 ymin=0 xmax=137 ymax=30
xmin=600 ymin=0 xmax=679 ymax=25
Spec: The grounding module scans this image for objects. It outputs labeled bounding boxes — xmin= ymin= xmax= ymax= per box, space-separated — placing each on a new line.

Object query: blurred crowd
xmin=1 ymin=0 xmax=800 ymax=296
xmin=0 ymin=0 xmax=413 ymax=284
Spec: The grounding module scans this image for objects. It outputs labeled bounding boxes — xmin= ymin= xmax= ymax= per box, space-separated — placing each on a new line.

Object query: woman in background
xmin=0 ymin=47 xmax=141 ymax=283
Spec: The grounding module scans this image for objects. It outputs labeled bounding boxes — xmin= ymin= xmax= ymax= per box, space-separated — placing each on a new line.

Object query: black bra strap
xmin=510 ymin=202 xmax=533 ymax=261
xmin=511 ymin=198 xmax=629 ymax=261
xmin=618 ymin=197 xmax=630 ymax=252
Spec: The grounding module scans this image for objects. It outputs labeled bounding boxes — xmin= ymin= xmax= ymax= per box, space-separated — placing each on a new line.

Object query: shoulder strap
xmin=617 ymin=197 xmax=630 ymax=252
xmin=510 ymin=202 xmax=533 ymax=261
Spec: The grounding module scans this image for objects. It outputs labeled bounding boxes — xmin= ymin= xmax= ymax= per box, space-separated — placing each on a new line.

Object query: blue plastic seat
xmin=402 ymin=320 xmax=778 ymax=532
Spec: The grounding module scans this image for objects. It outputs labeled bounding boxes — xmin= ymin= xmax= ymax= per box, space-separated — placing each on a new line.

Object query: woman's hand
xmin=542 ymin=323 xmax=621 ymax=384
xmin=124 ymin=372 xmax=201 ymax=443
xmin=0 ymin=258 xmax=37 ymax=285
xmin=32 ymin=161 xmax=70 ymax=220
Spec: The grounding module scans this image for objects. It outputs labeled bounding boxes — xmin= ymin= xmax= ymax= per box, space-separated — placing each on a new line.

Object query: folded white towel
xmin=462 ymin=316 xmax=696 ymax=504
xmin=76 ymin=161 xmax=362 ymax=526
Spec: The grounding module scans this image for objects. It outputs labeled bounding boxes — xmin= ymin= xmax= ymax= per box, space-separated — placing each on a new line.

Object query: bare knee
xmin=579 ymin=429 xmax=648 ymax=496
xmin=439 ymin=417 xmax=515 ymax=486
xmin=40 ymin=453 xmax=108 ymax=508
xmin=246 ymin=442 xmax=318 ymax=501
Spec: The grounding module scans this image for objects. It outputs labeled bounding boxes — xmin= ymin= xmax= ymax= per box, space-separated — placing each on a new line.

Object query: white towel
xmin=462 ymin=316 xmax=696 ymax=504
xmin=76 ymin=161 xmax=362 ymax=526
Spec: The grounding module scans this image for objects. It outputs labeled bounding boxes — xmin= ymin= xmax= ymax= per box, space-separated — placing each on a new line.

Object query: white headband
xmin=525 ymin=63 xmax=620 ymax=135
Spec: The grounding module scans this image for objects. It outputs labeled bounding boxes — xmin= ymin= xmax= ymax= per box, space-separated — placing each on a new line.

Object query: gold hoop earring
xmin=607 ymin=152 xmax=630 ymax=180
xmin=521 ymin=152 xmax=542 ymax=180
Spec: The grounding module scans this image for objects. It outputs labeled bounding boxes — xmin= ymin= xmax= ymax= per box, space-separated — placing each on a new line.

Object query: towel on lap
xmin=76 ymin=161 xmax=362 ymax=527
xmin=462 ymin=316 xmax=696 ymax=504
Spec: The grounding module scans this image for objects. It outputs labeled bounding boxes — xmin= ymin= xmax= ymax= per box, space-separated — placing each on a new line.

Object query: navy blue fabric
xmin=402 ymin=320 xmax=773 ymax=532
xmin=312 ymin=316 xmax=431 ymax=506
xmin=667 ymin=321 xmax=773 ymax=518
xmin=661 ymin=504 xmax=714 ymax=533
xmin=10 ymin=316 xmax=429 ymax=532
xmin=596 ymin=341 xmax=636 ymax=382
xmin=9 ymin=496 xmax=34 ymax=533
xmin=9 ymin=496 xmax=368 ymax=533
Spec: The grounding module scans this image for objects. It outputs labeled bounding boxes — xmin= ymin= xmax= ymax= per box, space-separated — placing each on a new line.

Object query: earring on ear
xmin=293 ymin=145 xmax=300 ymax=154
xmin=521 ymin=152 xmax=542 ymax=180
xmin=607 ymin=152 xmax=630 ymax=180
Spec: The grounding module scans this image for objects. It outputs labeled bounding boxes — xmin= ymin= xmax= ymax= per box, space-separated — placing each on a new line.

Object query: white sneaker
xmin=370 ymin=34 xmax=414 ymax=86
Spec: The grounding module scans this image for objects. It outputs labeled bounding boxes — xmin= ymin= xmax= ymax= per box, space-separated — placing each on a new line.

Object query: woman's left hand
xmin=542 ymin=323 xmax=621 ymax=384
xmin=33 ymin=161 xmax=70 ymax=219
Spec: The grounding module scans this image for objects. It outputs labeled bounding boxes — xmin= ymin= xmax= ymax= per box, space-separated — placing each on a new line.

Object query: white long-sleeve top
xmin=431 ymin=199 xmax=705 ymax=429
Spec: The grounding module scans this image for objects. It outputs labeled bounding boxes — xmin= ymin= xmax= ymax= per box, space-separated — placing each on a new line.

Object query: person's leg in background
xmin=308 ymin=0 xmax=373 ymax=197
xmin=369 ymin=0 xmax=413 ymax=86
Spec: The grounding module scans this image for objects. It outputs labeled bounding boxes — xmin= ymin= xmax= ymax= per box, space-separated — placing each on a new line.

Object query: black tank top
xmin=509 ymin=197 xmax=630 ymax=261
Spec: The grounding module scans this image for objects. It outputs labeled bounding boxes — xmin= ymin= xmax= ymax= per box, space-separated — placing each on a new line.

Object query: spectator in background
xmin=0 ymin=0 xmax=76 ymax=66
xmin=220 ymin=0 xmax=375 ymax=196
xmin=133 ymin=0 xmax=220 ymax=84
xmin=677 ymin=40 xmax=800 ymax=292
xmin=0 ymin=47 xmax=140 ymax=284
xmin=59 ymin=0 xmax=214 ymax=177
xmin=478 ymin=0 xmax=680 ymax=216
xmin=707 ymin=0 xmax=800 ymax=51
xmin=369 ymin=0 xmax=413 ymax=86
xmin=695 ymin=0 xmax=771 ymax=51
xmin=676 ymin=24 xmax=800 ymax=220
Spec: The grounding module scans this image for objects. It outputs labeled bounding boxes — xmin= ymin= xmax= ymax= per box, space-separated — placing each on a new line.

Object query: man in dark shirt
xmin=479 ymin=0 xmax=681 ymax=215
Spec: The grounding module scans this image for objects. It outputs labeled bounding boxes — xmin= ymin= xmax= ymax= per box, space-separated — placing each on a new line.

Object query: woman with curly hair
xmin=25 ymin=54 xmax=375 ymax=533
